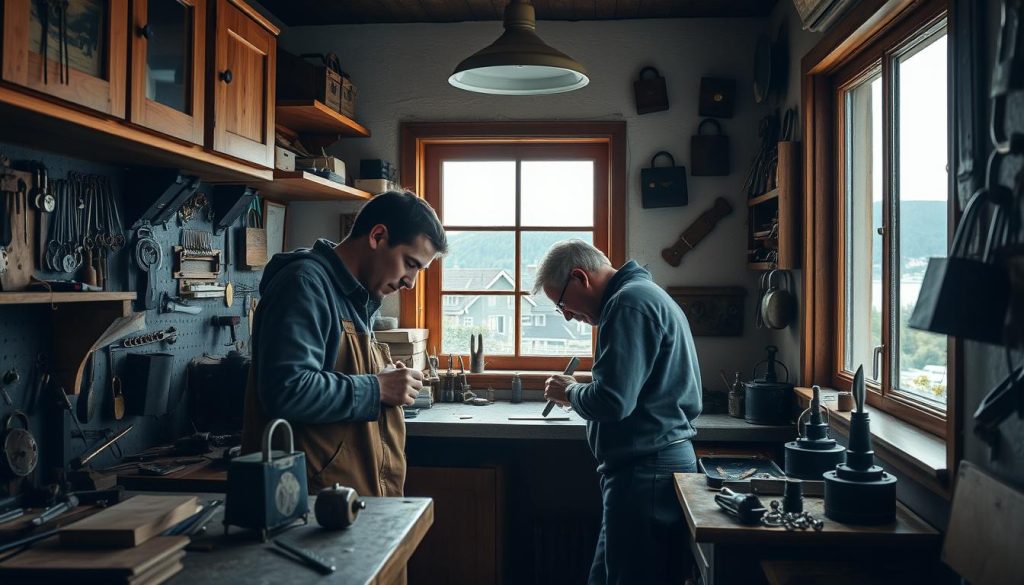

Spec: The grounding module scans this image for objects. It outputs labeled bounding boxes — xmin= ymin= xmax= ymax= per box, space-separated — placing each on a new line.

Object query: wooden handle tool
xmin=661 ymin=197 xmax=733 ymax=267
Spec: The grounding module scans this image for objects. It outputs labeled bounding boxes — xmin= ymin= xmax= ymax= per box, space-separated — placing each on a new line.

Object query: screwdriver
xmin=542 ymin=356 xmax=579 ymax=417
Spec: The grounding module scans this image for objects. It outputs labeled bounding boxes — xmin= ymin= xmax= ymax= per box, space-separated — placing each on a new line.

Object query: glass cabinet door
xmin=129 ymin=0 xmax=205 ymax=144
xmin=2 ymin=0 xmax=128 ymax=117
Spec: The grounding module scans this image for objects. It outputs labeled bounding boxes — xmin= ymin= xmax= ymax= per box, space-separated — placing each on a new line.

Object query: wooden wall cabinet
xmin=2 ymin=0 xmax=128 ymax=118
xmin=128 ymin=0 xmax=206 ymax=144
xmin=747 ymin=141 xmax=801 ymax=270
xmin=207 ymin=0 xmax=277 ymax=168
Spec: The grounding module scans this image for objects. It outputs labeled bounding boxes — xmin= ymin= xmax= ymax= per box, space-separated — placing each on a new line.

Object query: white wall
xmin=280 ymin=17 xmax=782 ymax=387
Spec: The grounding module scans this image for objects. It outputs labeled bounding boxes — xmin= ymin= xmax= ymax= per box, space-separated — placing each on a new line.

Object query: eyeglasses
xmin=554 ymin=275 xmax=572 ymax=318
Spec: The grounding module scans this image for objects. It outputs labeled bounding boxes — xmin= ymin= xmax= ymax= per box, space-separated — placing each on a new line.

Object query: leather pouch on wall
xmin=641 ymin=151 xmax=688 ymax=209
xmin=691 ymin=119 xmax=730 ymax=176
xmin=188 ymin=353 xmax=251 ymax=433
xmin=243 ymin=208 xmax=267 ymax=269
xmin=699 ymin=77 xmax=736 ymax=118
xmin=634 ymin=67 xmax=669 ymax=115
xmin=124 ymin=353 xmax=174 ymax=416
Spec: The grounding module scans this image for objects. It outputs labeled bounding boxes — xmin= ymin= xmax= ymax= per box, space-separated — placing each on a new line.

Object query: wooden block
xmin=374 ymin=328 xmax=429 ymax=343
xmin=942 ymin=461 xmax=1024 ymax=585
xmin=59 ymin=495 xmax=197 ymax=548
xmin=0 ymin=535 xmax=187 ymax=582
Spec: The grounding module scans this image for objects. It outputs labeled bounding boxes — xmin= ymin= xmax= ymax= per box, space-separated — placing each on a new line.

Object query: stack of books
xmin=376 ymin=328 xmax=429 ymax=371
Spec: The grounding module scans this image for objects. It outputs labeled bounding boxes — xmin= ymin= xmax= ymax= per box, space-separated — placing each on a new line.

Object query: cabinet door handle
xmin=137 ymin=24 xmax=154 ymax=39
xmin=220 ymin=69 xmax=233 ymax=84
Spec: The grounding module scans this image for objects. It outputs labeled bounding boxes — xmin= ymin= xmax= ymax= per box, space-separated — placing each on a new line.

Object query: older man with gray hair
xmin=535 ymin=239 xmax=701 ymax=585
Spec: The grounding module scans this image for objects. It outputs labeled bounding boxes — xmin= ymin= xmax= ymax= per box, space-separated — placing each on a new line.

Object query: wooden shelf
xmin=0 ymin=291 xmax=136 ymax=305
xmin=0 ymin=86 xmax=272 ymax=183
xmin=747 ymin=262 xmax=775 ymax=271
xmin=748 ymin=188 xmax=780 ymax=206
xmin=257 ymin=171 xmax=372 ymax=202
xmin=276 ymin=100 xmax=370 ymax=137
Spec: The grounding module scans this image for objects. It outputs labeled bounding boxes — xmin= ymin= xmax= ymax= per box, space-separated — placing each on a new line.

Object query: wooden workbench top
xmin=674 ymin=473 xmax=939 ymax=548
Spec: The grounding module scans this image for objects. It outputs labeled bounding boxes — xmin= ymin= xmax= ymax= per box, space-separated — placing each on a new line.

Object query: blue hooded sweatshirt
xmin=566 ymin=260 xmax=702 ymax=472
xmin=251 ymin=238 xmax=382 ymax=424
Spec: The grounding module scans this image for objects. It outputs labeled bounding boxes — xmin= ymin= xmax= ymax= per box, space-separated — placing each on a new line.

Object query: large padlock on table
xmin=634 ymin=67 xmax=669 ymax=115
xmin=641 ymin=151 xmax=688 ymax=209
xmin=224 ymin=418 xmax=309 ymax=541
xmin=691 ymin=119 xmax=730 ymax=177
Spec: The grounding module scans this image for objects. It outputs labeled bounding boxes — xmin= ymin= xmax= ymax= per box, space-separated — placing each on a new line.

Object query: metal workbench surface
xmin=405 ymin=402 xmax=795 ymax=443
xmin=169 ymin=496 xmax=433 ymax=585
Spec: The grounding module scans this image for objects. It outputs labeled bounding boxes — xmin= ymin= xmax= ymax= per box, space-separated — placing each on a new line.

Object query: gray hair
xmin=531 ymin=239 xmax=612 ymax=296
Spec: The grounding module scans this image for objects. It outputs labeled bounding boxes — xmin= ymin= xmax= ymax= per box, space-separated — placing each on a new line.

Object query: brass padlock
xmin=634 ymin=67 xmax=668 ymax=115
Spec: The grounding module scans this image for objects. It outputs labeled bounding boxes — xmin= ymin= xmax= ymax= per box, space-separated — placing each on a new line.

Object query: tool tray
xmin=698 ymin=455 xmax=785 ymax=488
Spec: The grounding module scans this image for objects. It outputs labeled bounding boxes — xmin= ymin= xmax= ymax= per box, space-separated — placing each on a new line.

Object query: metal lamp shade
xmin=449 ymin=1 xmax=589 ymax=95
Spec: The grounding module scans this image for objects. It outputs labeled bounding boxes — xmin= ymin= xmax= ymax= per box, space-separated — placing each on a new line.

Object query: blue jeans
xmin=588 ymin=441 xmax=697 ymax=585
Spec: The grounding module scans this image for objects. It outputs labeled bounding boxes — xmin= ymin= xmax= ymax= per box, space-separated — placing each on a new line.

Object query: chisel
xmin=542 ymin=356 xmax=579 ymax=417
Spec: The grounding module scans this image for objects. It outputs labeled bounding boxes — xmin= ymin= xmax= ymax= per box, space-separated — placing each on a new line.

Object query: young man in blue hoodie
xmin=538 ymin=239 xmax=702 ymax=585
xmin=241 ymin=191 xmax=447 ymax=498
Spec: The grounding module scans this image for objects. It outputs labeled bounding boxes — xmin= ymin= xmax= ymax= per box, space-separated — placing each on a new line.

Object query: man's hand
xmin=377 ymin=363 xmax=422 ymax=406
xmin=544 ymin=374 xmax=575 ymax=406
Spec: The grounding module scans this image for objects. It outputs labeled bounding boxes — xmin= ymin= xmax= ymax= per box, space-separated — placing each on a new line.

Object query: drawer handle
xmin=137 ymin=24 xmax=154 ymax=39
xmin=220 ymin=69 xmax=233 ymax=84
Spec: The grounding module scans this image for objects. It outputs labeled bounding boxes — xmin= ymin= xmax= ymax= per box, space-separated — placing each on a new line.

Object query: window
xmin=534 ymin=315 xmax=546 ymax=327
xmin=463 ymin=317 xmax=474 ymax=327
xmin=839 ymin=20 xmax=949 ymax=413
xmin=402 ymin=122 xmax=626 ymax=372
xmin=803 ymin=0 xmax=953 ymax=438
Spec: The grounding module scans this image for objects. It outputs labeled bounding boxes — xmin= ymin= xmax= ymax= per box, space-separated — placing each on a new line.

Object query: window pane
xmin=441 ymin=295 xmax=514 ymax=356
xmin=442 ymin=231 xmax=515 ymax=290
xmin=521 ymin=161 xmax=595 ymax=227
xmin=146 ymin=0 xmax=193 ymax=113
xmin=895 ymin=31 xmax=948 ymax=406
xmin=520 ymin=298 xmax=592 ymax=356
xmin=842 ymin=71 xmax=883 ymax=379
xmin=31 ymin=0 xmax=108 ymax=78
xmin=520 ymin=231 xmax=594 ymax=291
xmin=442 ymin=161 xmax=515 ymax=226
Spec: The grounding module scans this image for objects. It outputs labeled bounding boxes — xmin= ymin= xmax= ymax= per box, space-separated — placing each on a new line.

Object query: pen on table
xmin=542 ymin=356 xmax=580 ymax=417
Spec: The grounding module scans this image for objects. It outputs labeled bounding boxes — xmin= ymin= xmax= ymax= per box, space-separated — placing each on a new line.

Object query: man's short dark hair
xmin=348 ymin=190 xmax=448 ymax=254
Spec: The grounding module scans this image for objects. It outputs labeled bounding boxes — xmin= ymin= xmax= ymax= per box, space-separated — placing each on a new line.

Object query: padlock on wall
xmin=691 ymin=119 xmax=730 ymax=177
xmin=634 ymin=67 xmax=669 ymax=115
xmin=641 ymin=151 xmax=688 ymax=209
xmin=243 ymin=207 xmax=267 ymax=269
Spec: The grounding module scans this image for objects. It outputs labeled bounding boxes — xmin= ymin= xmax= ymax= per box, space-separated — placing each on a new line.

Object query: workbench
xmin=169 ymin=494 xmax=433 ymax=585
xmin=673 ymin=473 xmax=942 ymax=584
xmin=406 ymin=402 xmax=795 ymax=443
xmin=114 ymin=403 xmax=795 ymax=493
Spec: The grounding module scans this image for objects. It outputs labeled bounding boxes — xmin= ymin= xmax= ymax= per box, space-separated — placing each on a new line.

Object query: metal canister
xmin=743 ymin=345 xmax=794 ymax=425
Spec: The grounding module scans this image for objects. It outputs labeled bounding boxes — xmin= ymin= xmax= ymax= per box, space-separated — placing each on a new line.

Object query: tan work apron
xmin=242 ymin=319 xmax=406 ymax=498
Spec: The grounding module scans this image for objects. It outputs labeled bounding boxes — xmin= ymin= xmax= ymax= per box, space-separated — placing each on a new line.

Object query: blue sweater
xmin=251 ymin=239 xmax=382 ymax=424
xmin=567 ymin=261 xmax=702 ymax=472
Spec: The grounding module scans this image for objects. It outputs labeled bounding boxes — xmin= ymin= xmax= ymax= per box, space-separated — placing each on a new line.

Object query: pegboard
xmin=0 ymin=141 xmax=265 ymax=486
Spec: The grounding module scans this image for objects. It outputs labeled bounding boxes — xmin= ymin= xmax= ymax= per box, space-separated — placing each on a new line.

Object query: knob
xmin=220 ymin=69 xmax=233 ymax=84
xmin=137 ymin=24 xmax=154 ymax=39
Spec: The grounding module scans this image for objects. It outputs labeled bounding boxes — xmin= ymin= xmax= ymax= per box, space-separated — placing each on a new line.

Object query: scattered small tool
xmin=30 ymin=494 xmax=79 ymax=527
xmin=273 ymin=538 xmax=335 ymax=575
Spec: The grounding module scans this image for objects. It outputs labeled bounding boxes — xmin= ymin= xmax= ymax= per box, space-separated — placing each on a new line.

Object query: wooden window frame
xmin=399 ymin=122 xmax=626 ymax=372
xmin=801 ymin=0 xmax=964 ymax=485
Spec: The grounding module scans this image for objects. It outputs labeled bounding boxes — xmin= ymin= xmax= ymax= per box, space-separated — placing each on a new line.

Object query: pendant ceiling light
xmin=449 ymin=0 xmax=589 ymax=95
